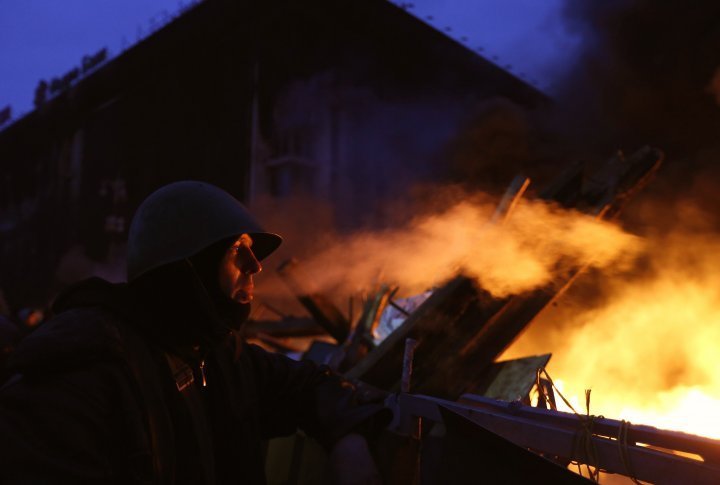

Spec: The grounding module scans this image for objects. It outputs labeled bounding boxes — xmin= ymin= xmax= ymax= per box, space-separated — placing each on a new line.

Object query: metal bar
xmin=400 ymin=338 xmax=422 ymax=485
xmin=458 ymin=393 xmax=720 ymax=463
xmin=392 ymin=393 xmax=720 ymax=485
xmin=401 ymin=338 xmax=418 ymax=393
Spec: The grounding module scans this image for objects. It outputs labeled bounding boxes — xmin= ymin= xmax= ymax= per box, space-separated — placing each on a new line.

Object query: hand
xmin=353 ymin=381 xmax=390 ymax=405
xmin=329 ymin=433 xmax=382 ymax=485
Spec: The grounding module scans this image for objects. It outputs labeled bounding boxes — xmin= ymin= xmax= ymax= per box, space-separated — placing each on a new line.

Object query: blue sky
xmin=398 ymin=0 xmax=582 ymax=88
xmin=0 ymin=0 xmax=582 ymax=119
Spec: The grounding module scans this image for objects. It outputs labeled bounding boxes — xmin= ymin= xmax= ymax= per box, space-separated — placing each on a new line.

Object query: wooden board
xmin=345 ymin=147 xmax=663 ymax=399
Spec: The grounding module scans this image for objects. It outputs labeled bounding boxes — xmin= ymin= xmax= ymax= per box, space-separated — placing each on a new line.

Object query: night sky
xmin=0 ymin=0 xmax=581 ymax=120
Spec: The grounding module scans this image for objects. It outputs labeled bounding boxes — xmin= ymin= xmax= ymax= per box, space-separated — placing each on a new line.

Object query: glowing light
xmin=506 ymin=226 xmax=720 ymax=439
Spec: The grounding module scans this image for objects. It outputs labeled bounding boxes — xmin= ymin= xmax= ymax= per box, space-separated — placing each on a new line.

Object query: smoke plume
xmin=553 ymin=1 xmax=720 ymax=176
xmin=254 ymin=187 xmax=640 ymax=303
xmin=499 ymin=0 xmax=720 ymax=438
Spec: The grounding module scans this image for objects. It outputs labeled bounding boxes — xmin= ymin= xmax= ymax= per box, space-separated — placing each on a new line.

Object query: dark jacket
xmin=0 ymin=279 xmax=388 ymax=484
xmin=0 ymin=315 xmax=20 ymax=384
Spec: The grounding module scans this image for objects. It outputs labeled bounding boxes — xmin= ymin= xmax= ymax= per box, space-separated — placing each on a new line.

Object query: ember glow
xmin=505 ymin=226 xmax=720 ymax=439
xmin=294 ymin=196 xmax=640 ymax=298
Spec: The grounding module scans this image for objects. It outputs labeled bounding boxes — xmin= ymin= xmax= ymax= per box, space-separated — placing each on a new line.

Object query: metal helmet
xmin=127 ymin=181 xmax=282 ymax=281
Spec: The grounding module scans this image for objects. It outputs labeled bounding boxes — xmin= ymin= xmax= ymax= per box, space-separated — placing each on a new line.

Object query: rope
xmin=618 ymin=420 xmax=642 ymax=485
xmin=536 ymin=369 xmax=602 ymax=482
xmin=534 ymin=372 xmax=556 ymax=411
xmin=537 ymin=369 xmax=646 ymax=484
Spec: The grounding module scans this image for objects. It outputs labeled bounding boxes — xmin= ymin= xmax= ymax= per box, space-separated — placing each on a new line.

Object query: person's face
xmin=218 ymin=234 xmax=262 ymax=304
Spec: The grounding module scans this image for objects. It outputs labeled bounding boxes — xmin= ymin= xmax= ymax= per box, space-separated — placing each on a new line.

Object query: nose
xmin=239 ymin=248 xmax=262 ymax=276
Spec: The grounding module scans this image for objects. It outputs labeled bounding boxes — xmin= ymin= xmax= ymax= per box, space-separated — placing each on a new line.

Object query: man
xmin=0 ymin=181 xmax=389 ymax=484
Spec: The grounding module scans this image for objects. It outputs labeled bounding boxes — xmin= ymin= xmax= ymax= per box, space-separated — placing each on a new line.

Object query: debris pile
xmin=248 ymin=147 xmax=720 ymax=483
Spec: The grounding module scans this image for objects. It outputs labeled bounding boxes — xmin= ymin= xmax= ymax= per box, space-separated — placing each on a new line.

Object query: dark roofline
xmin=0 ymin=0 xmax=207 ymax=142
xmin=272 ymin=0 xmax=550 ymax=105
xmin=0 ymin=0 xmax=549 ymax=146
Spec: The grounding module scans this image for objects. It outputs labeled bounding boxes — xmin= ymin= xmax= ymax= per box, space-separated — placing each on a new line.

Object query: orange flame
xmin=256 ymin=190 xmax=720 ymax=439
xmin=505 ymin=225 xmax=720 ymax=439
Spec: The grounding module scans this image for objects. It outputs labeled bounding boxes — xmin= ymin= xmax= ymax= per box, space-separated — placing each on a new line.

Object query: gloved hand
xmin=353 ymin=380 xmax=390 ymax=405
xmin=329 ymin=433 xmax=382 ymax=485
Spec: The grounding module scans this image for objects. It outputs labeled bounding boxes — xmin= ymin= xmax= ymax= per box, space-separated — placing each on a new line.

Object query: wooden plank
xmin=413 ymin=280 xmax=580 ymax=399
xmin=346 ymin=147 xmax=663 ymax=399
xmin=490 ymin=175 xmax=531 ymax=224
xmin=277 ymin=259 xmax=350 ymax=343
xmin=345 ymin=276 xmax=496 ymax=385
xmin=468 ymin=354 xmax=552 ymax=402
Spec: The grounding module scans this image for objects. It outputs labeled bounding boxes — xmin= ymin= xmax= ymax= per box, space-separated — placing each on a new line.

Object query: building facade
xmin=0 ymin=0 xmax=547 ymax=307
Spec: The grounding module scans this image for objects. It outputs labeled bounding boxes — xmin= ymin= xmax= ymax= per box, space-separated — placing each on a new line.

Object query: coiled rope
xmin=618 ymin=420 xmax=642 ymax=484
xmin=536 ymin=368 xmax=643 ymax=484
xmin=536 ymin=368 xmax=601 ymax=482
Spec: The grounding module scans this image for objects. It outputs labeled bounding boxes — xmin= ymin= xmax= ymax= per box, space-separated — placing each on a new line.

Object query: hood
xmin=8 ymin=278 xmax=132 ymax=374
xmin=51 ymin=277 xmax=136 ymax=317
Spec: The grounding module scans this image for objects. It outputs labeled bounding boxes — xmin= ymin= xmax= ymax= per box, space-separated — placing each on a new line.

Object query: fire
xmin=257 ymin=188 xmax=720 ymax=440
xmin=505 ymin=226 xmax=720 ymax=439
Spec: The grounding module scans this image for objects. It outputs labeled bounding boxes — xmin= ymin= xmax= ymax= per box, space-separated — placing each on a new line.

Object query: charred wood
xmin=278 ymin=258 xmax=350 ymax=343
xmin=346 ymin=147 xmax=664 ymax=399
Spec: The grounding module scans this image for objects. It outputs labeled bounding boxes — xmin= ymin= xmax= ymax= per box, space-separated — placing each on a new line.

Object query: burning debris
xmin=248 ymin=146 xmax=720 ymax=483
xmin=506 ymin=224 xmax=720 ymax=442
xmin=6 ymin=1 xmax=720 ymax=483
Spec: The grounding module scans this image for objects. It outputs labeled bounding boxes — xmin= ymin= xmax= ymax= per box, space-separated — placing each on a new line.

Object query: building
xmin=0 ymin=0 xmax=547 ymax=308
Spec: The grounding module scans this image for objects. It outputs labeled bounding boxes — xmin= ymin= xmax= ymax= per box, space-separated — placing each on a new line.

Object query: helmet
xmin=127 ymin=181 xmax=282 ymax=281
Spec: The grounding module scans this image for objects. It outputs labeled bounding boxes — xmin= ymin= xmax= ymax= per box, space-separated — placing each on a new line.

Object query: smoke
xmin=443 ymin=99 xmax=533 ymax=192
xmin=545 ymin=0 xmax=720 ymax=322
xmin=267 ymin=70 xmax=476 ymax=189
xmin=247 ymin=1 xmax=720 ymax=438
xmin=553 ymin=1 xmax=720 ymax=165
xmin=255 ymin=187 xmax=640 ymax=304
xmin=489 ymin=1 xmax=720 ymax=437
